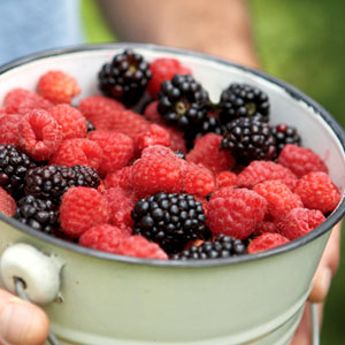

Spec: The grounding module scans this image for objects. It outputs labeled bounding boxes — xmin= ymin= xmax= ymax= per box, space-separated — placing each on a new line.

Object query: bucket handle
xmin=0 ymin=243 xmax=63 ymax=345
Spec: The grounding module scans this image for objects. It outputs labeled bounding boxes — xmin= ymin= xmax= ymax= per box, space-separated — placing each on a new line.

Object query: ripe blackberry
xmin=171 ymin=235 xmax=247 ymax=260
xmin=157 ymin=75 xmax=209 ymax=131
xmin=219 ymin=83 xmax=270 ymax=125
xmin=86 ymin=120 xmax=96 ymax=132
xmin=98 ymin=49 xmax=152 ymax=106
xmin=200 ymin=116 xmax=224 ymax=135
xmin=15 ymin=195 xmax=59 ymax=234
xmin=132 ymin=192 xmax=210 ymax=254
xmin=24 ymin=165 xmax=100 ymax=201
xmin=272 ymin=123 xmax=301 ymax=153
xmin=222 ymin=117 xmax=277 ymax=165
xmin=0 ymin=144 xmax=37 ymax=197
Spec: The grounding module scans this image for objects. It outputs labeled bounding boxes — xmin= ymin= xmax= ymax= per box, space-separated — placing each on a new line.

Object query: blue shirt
xmin=0 ymin=0 xmax=84 ymax=66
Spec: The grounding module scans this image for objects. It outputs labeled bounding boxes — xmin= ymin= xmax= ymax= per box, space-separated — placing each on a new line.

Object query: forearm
xmin=97 ymin=0 xmax=259 ymax=68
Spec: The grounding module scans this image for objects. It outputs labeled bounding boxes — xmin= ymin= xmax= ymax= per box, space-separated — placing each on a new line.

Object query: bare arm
xmin=97 ymin=0 xmax=259 ymax=68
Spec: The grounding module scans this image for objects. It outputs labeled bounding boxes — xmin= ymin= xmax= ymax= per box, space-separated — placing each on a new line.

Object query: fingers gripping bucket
xmin=0 ymin=44 xmax=344 ymax=345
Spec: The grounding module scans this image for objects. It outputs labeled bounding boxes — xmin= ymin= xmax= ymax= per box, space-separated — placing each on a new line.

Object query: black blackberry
xmin=98 ymin=49 xmax=151 ymax=106
xmin=132 ymin=192 xmax=210 ymax=254
xmin=200 ymin=116 xmax=224 ymax=135
xmin=171 ymin=235 xmax=247 ymax=260
xmin=15 ymin=195 xmax=59 ymax=234
xmin=219 ymin=83 xmax=270 ymax=125
xmin=221 ymin=117 xmax=277 ymax=165
xmin=24 ymin=165 xmax=100 ymax=201
xmin=0 ymin=144 xmax=37 ymax=197
xmin=272 ymin=123 xmax=301 ymax=153
xmin=86 ymin=120 xmax=96 ymax=132
xmin=157 ymin=75 xmax=209 ymax=131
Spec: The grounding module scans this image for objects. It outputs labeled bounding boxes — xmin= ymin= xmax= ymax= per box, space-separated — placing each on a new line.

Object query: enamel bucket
xmin=0 ymin=44 xmax=344 ymax=345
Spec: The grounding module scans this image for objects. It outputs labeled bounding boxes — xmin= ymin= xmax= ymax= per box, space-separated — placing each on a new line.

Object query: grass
xmin=81 ymin=0 xmax=345 ymax=342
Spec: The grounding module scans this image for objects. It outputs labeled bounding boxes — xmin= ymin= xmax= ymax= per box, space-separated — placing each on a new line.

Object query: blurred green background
xmin=81 ymin=0 xmax=345 ymax=342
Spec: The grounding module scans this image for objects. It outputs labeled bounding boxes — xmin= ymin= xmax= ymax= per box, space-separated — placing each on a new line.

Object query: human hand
xmin=0 ymin=289 xmax=48 ymax=345
xmin=291 ymin=223 xmax=341 ymax=344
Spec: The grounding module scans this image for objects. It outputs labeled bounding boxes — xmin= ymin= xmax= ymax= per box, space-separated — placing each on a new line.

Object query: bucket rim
xmin=0 ymin=42 xmax=344 ymax=268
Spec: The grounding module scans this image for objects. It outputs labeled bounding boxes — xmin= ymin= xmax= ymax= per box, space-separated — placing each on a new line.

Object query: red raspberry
xmin=114 ymin=235 xmax=168 ymax=260
xmin=18 ymin=109 xmax=62 ymax=160
xmin=0 ymin=187 xmax=16 ymax=216
xmin=253 ymin=221 xmax=279 ymax=236
xmin=237 ymin=161 xmax=298 ymax=190
xmin=51 ymin=138 xmax=103 ymax=170
xmin=107 ymin=109 xmax=151 ymax=140
xmin=186 ymin=133 xmax=235 ymax=174
xmin=0 ymin=108 xmax=8 ymax=118
xmin=49 ymin=104 xmax=87 ymax=139
xmin=104 ymin=187 xmax=136 ymax=229
xmin=253 ymin=180 xmax=303 ymax=220
xmin=294 ymin=172 xmax=341 ymax=214
xmin=79 ymin=224 xmax=131 ymax=253
xmin=131 ymin=145 xmax=184 ymax=196
xmin=60 ymin=187 xmax=110 ymax=237
xmin=276 ymin=208 xmax=325 ymax=240
xmin=4 ymin=88 xmax=52 ymax=114
xmin=88 ymin=130 xmax=135 ymax=175
xmin=143 ymin=101 xmax=163 ymax=124
xmin=79 ymin=95 xmax=125 ymax=130
xmin=182 ymin=163 xmax=216 ymax=197
xmin=216 ymin=171 xmax=237 ymax=189
xmin=0 ymin=114 xmax=22 ymax=146
xmin=207 ymin=187 xmax=268 ymax=239
xmin=278 ymin=144 xmax=328 ymax=177
xmin=136 ymin=124 xmax=171 ymax=151
xmin=37 ymin=70 xmax=80 ymax=104
xmin=148 ymin=58 xmax=191 ymax=97
xmin=162 ymin=125 xmax=186 ymax=153
xmin=104 ymin=166 xmax=133 ymax=191
xmin=248 ymin=233 xmax=289 ymax=254
xmin=141 ymin=144 xmax=178 ymax=159
xmin=79 ymin=97 xmax=150 ymax=138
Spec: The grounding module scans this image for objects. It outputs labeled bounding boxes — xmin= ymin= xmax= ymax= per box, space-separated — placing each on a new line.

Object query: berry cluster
xmin=0 ymin=49 xmax=341 ymax=261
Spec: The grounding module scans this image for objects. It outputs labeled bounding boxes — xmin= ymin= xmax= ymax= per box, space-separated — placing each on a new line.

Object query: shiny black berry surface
xmin=272 ymin=123 xmax=301 ymax=153
xmin=98 ymin=49 xmax=151 ymax=106
xmin=0 ymin=144 xmax=37 ymax=198
xmin=132 ymin=192 xmax=210 ymax=254
xmin=219 ymin=83 xmax=270 ymax=125
xmin=157 ymin=74 xmax=209 ymax=131
xmin=15 ymin=195 xmax=59 ymax=234
xmin=171 ymin=235 xmax=247 ymax=260
xmin=222 ymin=117 xmax=277 ymax=165
xmin=24 ymin=165 xmax=100 ymax=201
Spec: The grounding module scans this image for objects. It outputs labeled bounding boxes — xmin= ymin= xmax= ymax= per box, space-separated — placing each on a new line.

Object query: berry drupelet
xmin=272 ymin=123 xmax=301 ymax=153
xmin=157 ymin=74 xmax=210 ymax=131
xmin=222 ymin=117 xmax=277 ymax=165
xmin=0 ymin=144 xmax=37 ymax=197
xmin=86 ymin=120 xmax=96 ymax=132
xmin=98 ymin=49 xmax=152 ymax=106
xmin=132 ymin=192 xmax=210 ymax=254
xmin=219 ymin=83 xmax=270 ymax=125
xmin=15 ymin=195 xmax=59 ymax=234
xmin=24 ymin=165 xmax=100 ymax=202
xmin=171 ymin=235 xmax=247 ymax=260
xmin=200 ymin=116 xmax=224 ymax=135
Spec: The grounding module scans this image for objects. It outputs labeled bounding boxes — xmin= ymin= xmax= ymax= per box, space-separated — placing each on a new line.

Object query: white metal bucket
xmin=0 ymin=44 xmax=344 ymax=345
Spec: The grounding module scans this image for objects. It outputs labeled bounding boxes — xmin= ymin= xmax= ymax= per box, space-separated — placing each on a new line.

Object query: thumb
xmin=0 ymin=289 xmax=49 ymax=345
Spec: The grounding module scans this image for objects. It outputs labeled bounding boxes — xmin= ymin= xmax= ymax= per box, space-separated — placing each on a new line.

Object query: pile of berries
xmin=0 ymin=49 xmax=341 ymax=261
